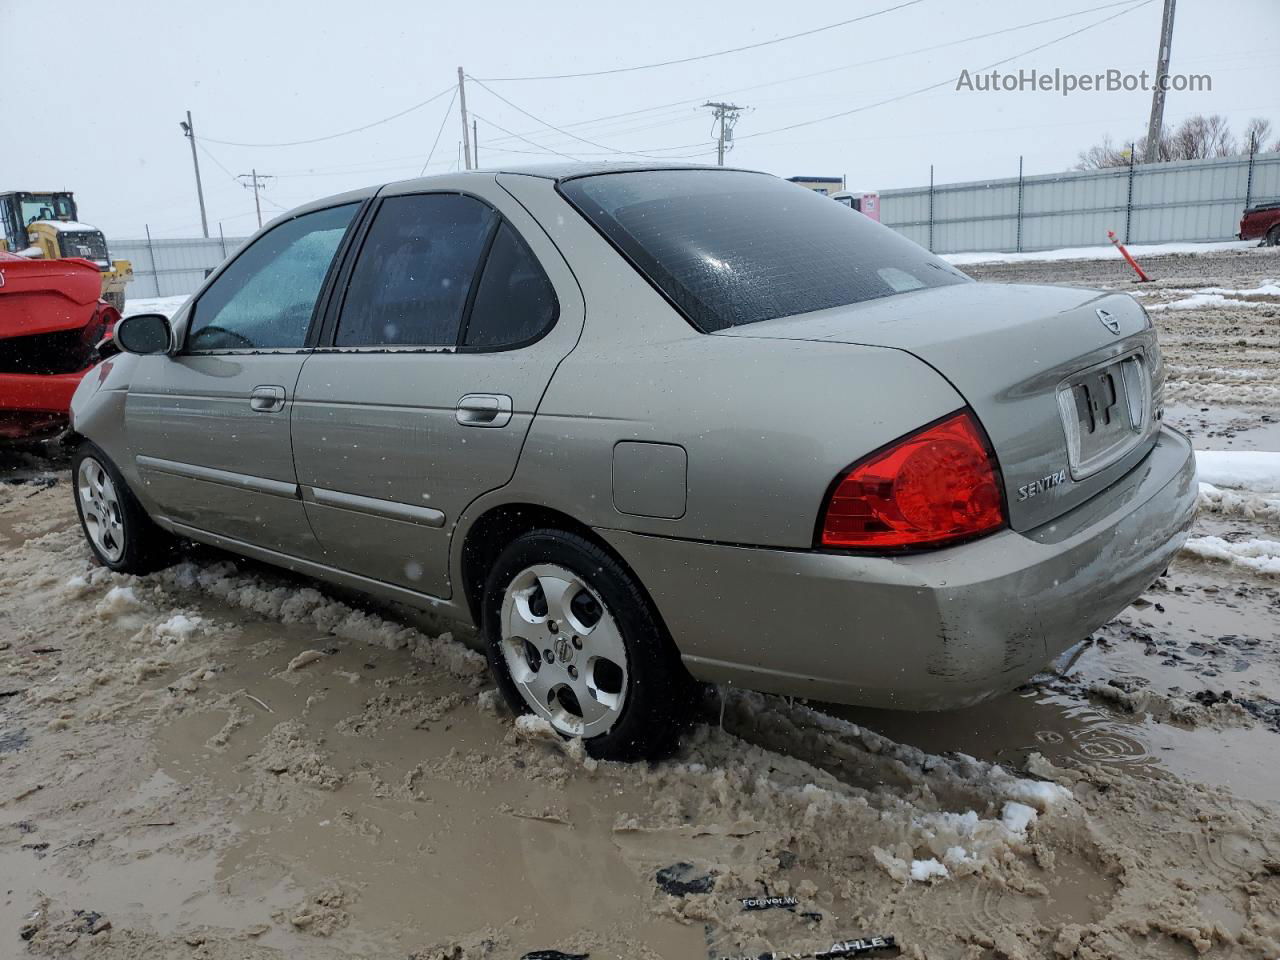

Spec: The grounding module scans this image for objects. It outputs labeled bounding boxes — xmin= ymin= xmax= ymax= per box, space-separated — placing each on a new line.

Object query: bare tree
xmin=1075 ymin=135 xmax=1129 ymax=169
xmin=1243 ymin=117 xmax=1273 ymax=153
xmin=1077 ymin=114 xmax=1268 ymax=166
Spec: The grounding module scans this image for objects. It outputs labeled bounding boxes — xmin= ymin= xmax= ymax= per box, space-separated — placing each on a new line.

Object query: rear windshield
xmin=560 ymin=169 xmax=970 ymax=332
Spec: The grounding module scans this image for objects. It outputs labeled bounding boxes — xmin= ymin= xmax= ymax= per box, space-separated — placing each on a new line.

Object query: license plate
xmin=1057 ymin=355 xmax=1149 ymax=478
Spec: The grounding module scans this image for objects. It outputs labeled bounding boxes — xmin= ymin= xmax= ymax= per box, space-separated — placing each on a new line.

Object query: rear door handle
xmin=249 ymin=385 xmax=286 ymax=413
xmin=456 ymin=393 xmax=512 ymax=427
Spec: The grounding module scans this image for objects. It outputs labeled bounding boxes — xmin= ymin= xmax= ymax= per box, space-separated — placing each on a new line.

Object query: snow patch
xmin=910 ymin=858 xmax=949 ymax=882
xmin=941 ymin=239 xmax=1254 ymax=267
xmin=1181 ymin=536 xmax=1280 ymax=576
xmin=95 ymin=585 xmax=140 ymax=618
xmin=1146 ymin=293 xmax=1269 ymax=312
xmin=156 ymin=614 xmax=202 ymax=642
xmin=1001 ymin=801 xmax=1039 ymax=836
xmin=1195 ymin=450 xmax=1280 ymax=492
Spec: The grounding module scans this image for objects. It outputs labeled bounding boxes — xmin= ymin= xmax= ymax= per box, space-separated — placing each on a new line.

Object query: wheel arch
xmin=456 ymin=501 xmax=678 ymax=657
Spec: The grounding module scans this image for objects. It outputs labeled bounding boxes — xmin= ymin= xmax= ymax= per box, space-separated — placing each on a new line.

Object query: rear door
xmin=127 ymin=202 xmax=361 ymax=557
xmin=291 ymin=176 xmax=584 ymax=597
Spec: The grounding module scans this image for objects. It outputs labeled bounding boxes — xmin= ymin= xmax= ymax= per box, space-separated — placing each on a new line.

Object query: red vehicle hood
xmin=0 ymin=256 xmax=104 ymax=338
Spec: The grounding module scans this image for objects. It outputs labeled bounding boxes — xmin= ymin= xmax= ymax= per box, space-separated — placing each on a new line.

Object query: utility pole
xmin=702 ymin=102 xmax=744 ymax=166
xmin=236 ymin=169 xmax=274 ymax=229
xmin=178 ymin=110 xmax=209 ymax=238
xmin=458 ymin=67 xmax=473 ymax=171
xmin=473 ymin=119 xmax=478 ymax=168
xmin=1143 ymin=0 xmax=1176 ymax=163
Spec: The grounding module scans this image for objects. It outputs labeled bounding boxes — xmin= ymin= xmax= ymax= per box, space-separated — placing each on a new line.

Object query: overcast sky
xmin=6 ymin=0 xmax=1277 ymax=239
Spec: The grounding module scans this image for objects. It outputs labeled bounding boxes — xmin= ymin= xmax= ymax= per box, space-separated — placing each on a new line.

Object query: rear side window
xmin=560 ymin=169 xmax=969 ymax=332
xmin=462 ymin=223 xmax=558 ymax=348
xmin=188 ymin=203 xmax=356 ymax=351
xmin=336 ymin=193 xmax=496 ymax=347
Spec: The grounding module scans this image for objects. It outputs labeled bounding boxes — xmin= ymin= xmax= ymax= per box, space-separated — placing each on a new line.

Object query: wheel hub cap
xmin=77 ymin=457 xmax=126 ymax=563
xmin=500 ymin=563 xmax=628 ymax=739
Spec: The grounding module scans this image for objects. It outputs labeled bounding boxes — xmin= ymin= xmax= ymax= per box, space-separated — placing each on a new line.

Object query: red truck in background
xmin=0 ymin=252 xmax=118 ymax=442
xmin=1239 ymin=201 xmax=1280 ymax=246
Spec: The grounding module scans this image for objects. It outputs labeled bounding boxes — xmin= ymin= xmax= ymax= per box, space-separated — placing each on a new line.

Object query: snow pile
xmin=155 ymin=560 xmax=486 ymax=679
xmin=1195 ymin=450 xmax=1280 ymax=492
xmin=1197 ymin=483 xmax=1280 ymax=523
xmin=94 ymin=585 xmax=140 ymax=619
xmin=156 ymin=613 xmax=203 ymax=642
xmin=1181 ymin=536 xmax=1280 ymax=576
xmin=909 ymin=858 xmax=949 ymax=882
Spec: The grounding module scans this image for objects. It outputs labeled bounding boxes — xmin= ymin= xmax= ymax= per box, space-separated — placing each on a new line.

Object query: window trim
xmin=181 ymin=200 xmax=367 ymax=356
xmin=318 ymin=189 xmax=560 ymax=355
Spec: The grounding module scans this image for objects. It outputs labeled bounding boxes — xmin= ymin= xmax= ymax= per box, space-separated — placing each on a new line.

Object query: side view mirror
xmin=114 ymin=313 xmax=172 ymax=355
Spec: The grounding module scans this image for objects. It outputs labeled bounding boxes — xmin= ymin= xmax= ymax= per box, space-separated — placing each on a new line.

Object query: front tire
xmin=72 ymin=441 xmax=175 ymax=574
xmin=481 ymin=529 xmax=694 ymax=762
xmin=1267 ymin=225 xmax=1280 ymax=248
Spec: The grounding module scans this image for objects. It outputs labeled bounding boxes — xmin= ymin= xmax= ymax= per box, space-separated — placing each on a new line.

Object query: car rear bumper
xmin=597 ymin=425 xmax=1197 ymax=710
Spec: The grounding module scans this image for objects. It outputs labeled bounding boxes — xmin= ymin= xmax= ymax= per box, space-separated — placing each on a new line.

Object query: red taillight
xmin=819 ymin=411 xmax=1006 ymax=550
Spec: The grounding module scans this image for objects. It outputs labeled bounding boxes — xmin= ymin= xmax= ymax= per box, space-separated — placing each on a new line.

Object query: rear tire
xmin=1267 ymin=225 xmax=1280 ymax=248
xmin=481 ymin=528 xmax=695 ymax=762
xmin=72 ymin=441 xmax=175 ymax=574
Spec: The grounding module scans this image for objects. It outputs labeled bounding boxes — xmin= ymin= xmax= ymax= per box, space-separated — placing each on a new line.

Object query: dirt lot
xmin=3 ymin=247 xmax=1280 ymax=960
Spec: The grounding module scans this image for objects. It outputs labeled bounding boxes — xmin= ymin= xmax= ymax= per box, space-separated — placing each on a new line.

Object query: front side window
xmin=336 ymin=193 xmax=496 ymax=348
xmin=560 ymin=169 xmax=970 ymax=333
xmin=187 ymin=203 xmax=357 ymax=351
xmin=462 ymin=223 xmax=558 ymax=348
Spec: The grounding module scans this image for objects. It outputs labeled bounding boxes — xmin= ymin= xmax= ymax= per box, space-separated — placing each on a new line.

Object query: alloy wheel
xmin=499 ymin=563 xmax=629 ymax=739
xmin=77 ymin=457 xmax=126 ymax=563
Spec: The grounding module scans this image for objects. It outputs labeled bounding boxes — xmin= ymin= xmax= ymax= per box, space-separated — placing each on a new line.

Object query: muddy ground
xmin=3 ymin=246 xmax=1280 ymax=960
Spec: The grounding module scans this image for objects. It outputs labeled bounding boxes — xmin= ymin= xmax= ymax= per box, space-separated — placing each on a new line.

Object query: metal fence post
xmin=1125 ymin=143 xmax=1136 ymax=244
xmin=1244 ymin=133 xmax=1258 ymax=214
xmin=928 ymin=164 xmax=935 ymax=252
xmin=1015 ymin=156 xmax=1024 ymax=253
xmin=145 ymin=223 xmax=160 ymax=298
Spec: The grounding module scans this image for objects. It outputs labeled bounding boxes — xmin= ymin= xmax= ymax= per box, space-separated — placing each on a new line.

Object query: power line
xmin=469 ymin=75 xmax=709 ymax=161
xmin=599 ymin=0 xmax=1158 ymax=155
xmin=419 ymin=87 xmax=458 ymax=176
xmin=474 ymin=0 xmax=924 ymax=82
xmin=474 ymin=0 xmax=1145 ymax=152
xmin=200 ymin=84 xmax=454 ymax=148
xmin=735 ymin=0 xmax=1158 ymax=144
xmin=470 ymin=112 xmax=582 ymax=161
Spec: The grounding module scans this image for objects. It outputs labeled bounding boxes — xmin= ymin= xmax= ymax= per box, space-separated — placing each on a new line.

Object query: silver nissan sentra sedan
xmin=70 ymin=164 xmax=1197 ymax=760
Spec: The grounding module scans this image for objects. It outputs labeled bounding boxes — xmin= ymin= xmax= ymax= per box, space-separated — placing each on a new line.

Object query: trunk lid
xmin=717 ymin=282 xmax=1164 ymax=532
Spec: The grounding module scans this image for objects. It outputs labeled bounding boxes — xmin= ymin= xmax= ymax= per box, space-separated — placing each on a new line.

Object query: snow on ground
xmin=1195 ymin=449 xmax=1280 ymax=491
xmin=123 ymin=295 xmax=189 ymax=318
xmin=942 ymin=238 xmax=1255 ymax=266
xmin=1147 ymin=292 xmax=1271 ymax=311
xmin=1181 ymin=536 xmax=1280 ymax=576
xmin=1137 ymin=280 xmax=1280 ymax=299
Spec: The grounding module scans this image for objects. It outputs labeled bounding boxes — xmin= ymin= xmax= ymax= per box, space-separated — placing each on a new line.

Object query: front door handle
xmin=456 ymin=393 xmax=513 ymax=428
xmin=249 ymin=385 xmax=286 ymax=413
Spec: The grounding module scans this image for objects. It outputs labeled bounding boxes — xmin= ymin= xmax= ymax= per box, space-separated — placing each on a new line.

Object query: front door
xmin=291 ymin=179 xmax=583 ymax=597
xmin=127 ymin=202 xmax=361 ymax=558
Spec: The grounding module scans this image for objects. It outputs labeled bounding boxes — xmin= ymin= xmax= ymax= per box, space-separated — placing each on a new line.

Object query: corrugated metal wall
xmin=881 ymin=153 xmax=1280 ymax=254
xmin=111 ymin=235 xmax=248 ymax=299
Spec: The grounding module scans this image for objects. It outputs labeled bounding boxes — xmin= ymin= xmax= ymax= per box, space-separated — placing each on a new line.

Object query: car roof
xmin=264 ymin=163 xmax=766 ymax=232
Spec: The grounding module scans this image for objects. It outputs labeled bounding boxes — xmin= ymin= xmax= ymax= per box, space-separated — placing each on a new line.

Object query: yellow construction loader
xmin=0 ymin=191 xmax=132 ymax=312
